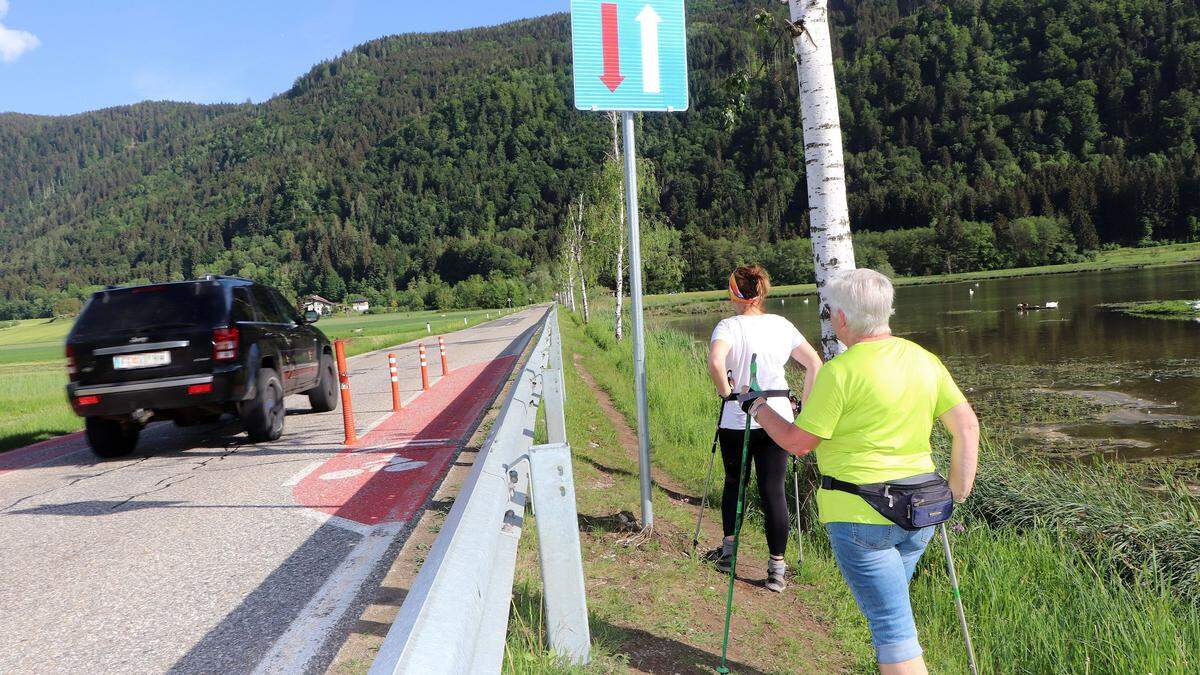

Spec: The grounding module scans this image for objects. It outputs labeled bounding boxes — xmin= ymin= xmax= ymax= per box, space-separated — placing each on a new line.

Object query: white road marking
xmin=282 ymin=460 xmax=324 ymax=487
xmin=252 ymin=523 xmax=403 ymax=674
xmin=293 ymin=508 xmax=377 ymax=536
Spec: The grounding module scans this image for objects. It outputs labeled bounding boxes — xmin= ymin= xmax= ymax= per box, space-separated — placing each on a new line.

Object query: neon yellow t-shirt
xmin=796 ymin=337 xmax=966 ymax=524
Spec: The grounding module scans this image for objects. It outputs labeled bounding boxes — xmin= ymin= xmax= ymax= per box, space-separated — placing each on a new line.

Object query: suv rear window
xmin=73 ymin=283 xmax=229 ymax=335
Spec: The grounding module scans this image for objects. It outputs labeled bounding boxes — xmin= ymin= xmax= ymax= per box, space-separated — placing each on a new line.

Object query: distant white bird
xmin=1045 ymin=301 xmax=1059 ymax=309
xmin=968 ymin=288 xmax=975 ymax=296
xmin=804 ymin=297 xmax=810 ymax=304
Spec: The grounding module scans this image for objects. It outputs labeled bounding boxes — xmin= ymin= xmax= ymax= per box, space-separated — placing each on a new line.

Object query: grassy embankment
xmin=0 ymin=307 xmax=510 ymax=454
xmin=507 ymin=310 xmax=1200 ymax=673
xmin=644 ymin=241 xmax=1200 ymax=314
xmin=1101 ymin=299 xmax=1200 ymax=321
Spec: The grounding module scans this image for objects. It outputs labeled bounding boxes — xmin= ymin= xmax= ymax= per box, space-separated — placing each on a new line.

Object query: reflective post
xmin=334 ymin=339 xmax=357 ymax=445
xmin=418 ymin=343 xmax=430 ymax=391
xmin=388 ymin=352 xmax=401 ymax=412
xmin=438 ymin=336 xmax=450 ymax=375
xmin=622 ymin=111 xmax=653 ymax=530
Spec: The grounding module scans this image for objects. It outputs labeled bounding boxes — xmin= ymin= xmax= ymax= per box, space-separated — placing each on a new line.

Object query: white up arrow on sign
xmin=636 ymin=5 xmax=661 ymax=94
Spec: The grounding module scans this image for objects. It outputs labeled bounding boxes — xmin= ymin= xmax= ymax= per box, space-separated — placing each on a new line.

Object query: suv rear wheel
xmin=306 ymin=353 xmax=338 ymax=412
xmin=242 ymin=367 xmax=285 ymax=442
xmin=86 ymin=418 xmax=140 ymax=458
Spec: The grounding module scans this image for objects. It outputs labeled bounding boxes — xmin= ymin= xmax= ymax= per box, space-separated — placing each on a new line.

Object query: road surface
xmin=0 ymin=306 xmax=547 ymax=674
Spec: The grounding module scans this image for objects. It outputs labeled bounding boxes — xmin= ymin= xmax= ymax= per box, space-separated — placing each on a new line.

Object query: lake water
xmin=658 ymin=264 xmax=1200 ymax=459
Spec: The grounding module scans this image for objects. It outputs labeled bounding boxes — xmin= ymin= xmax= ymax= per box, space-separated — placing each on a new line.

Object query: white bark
xmin=564 ymin=206 xmax=577 ymax=312
xmin=789 ymin=0 xmax=856 ymax=360
xmin=575 ymin=194 xmax=591 ymax=323
xmin=610 ymin=112 xmax=625 ymax=341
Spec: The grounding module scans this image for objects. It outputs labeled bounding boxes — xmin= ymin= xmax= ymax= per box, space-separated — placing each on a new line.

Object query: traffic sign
xmin=570 ymin=0 xmax=689 ymax=112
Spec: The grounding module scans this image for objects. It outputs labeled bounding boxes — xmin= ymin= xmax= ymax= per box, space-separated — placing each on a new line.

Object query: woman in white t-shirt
xmin=705 ymin=265 xmax=823 ymax=592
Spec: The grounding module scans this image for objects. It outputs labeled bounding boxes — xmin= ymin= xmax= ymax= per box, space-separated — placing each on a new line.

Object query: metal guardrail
xmin=370 ymin=305 xmax=590 ymax=674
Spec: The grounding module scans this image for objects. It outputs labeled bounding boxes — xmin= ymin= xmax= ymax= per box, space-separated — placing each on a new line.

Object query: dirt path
xmin=571 ymin=353 xmax=848 ymax=674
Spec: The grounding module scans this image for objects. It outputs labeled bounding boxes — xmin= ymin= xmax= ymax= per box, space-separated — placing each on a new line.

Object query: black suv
xmin=65 ymin=276 xmax=338 ymax=457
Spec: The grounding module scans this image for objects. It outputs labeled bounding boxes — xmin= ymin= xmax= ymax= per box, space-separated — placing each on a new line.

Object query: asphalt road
xmin=0 ymin=306 xmax=548 ymax=675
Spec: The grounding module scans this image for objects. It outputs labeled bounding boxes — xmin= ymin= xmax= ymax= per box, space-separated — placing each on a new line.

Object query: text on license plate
xmin=113 ymin=351 xmax=171 ymax=370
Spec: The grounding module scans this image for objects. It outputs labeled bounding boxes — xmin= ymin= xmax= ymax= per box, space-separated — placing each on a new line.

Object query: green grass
xmin=527 ymin=309 xmax=1200 ymax=673
xmin=319 ymin=307 xmax=512 ymax=357
xmin=0 ymin=316 xmax=74 ymax=346
xmin=1101 ymin=299 xmax=1200 ymax=321
xmin=641 ymin=241 xmax=1200 ymax=310
xmin=0 ymin=365 xmax=79 ymax=452
xmin=505 ymin=314 xmax=867 ymax=673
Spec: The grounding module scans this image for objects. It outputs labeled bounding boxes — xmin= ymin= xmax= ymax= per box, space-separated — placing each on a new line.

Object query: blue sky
xmin=0 ymin=1 xmax=566 ymax=116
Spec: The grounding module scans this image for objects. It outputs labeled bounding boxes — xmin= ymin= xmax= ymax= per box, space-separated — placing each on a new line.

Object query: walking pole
xmin=717 ymin=355 xmax=758 ymax=675
xmin=939 ymin=522 xmax=979 ymax=675
xmin=791 ymin=457 xmax=804 ymax=565
xmin=691 ymin=412 xmax=722 ymax=556
xmin=691 ymin=371 xmax=735 ymax=556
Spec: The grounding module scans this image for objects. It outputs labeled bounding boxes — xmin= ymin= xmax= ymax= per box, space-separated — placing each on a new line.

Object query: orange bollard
xmin=438 ymin=335 xmax=449 ymax=375
xmin=334 ymin=339 xmax=357 ymax=445
xmin=387 ymin=352 xmax=401 ymax=412
xmin=418 ymin=343 xmax=430 ymax=391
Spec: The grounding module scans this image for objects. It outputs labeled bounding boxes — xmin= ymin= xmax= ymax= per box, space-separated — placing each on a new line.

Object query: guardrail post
xmin=438 ymin=336 xmax=450 ymax=375
xmin=547 ymin=306 xmax=563 ymax=373
xmin=418 ymin=343 xmax=430 ymax=391
xmin=529 ymin=442 xmax=590 ymax=664
xmin=388 ymin=353 xmax=401 ymax=412
xmin=334 ymin=339 xmax=357 ymax=445
xmin=542 ymin=370 xmax=567 ymax=446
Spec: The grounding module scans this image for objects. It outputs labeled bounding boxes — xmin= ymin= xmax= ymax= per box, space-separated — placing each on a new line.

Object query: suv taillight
xmin=213 ymin=327 xmax=239 ymax=362
xmin=66 ymin=345 xmax=77 ymax=377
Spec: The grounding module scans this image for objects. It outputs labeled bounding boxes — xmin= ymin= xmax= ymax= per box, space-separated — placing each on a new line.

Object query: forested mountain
xmin=1 ymin=0 xmax=1198 ymax=318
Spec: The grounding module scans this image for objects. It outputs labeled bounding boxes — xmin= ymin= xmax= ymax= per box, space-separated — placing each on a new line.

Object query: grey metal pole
xmin=939 ymin=523 xmax=979 ymax=675
xmin=621 ymin=111 xmax=653 ymax=530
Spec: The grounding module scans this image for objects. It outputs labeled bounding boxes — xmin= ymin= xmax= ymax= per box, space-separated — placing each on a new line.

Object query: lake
xmin=658 ymin=264 xmax=1200 ymax=459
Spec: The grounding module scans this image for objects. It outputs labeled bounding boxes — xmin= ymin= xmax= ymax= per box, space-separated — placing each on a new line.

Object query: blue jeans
xmin=826 ymin=522 xmax=935 ymax=664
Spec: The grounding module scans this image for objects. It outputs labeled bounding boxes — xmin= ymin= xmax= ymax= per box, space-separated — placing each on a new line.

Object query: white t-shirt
xmin=711 ymin=313 xmax=807 ymax=430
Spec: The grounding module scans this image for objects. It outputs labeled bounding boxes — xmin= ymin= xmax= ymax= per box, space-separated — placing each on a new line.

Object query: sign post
xmin=571 ymin=0 xmax=688 ymax=530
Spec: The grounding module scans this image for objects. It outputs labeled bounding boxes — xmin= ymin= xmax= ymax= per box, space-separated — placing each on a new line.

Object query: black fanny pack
xmin=820 ymin=473 xmax=954 ymax=530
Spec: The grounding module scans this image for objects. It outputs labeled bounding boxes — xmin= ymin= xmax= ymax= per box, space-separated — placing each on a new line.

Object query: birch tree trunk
xmin=609 ymin=111 xmax=626 ymax=341
xmin=789 ymin=0 xmax=856 ymax=360
xmin=564 ymin=210 xmax=577 ymax=312
xmin=576 ymin=195 xmax=591 ymax=323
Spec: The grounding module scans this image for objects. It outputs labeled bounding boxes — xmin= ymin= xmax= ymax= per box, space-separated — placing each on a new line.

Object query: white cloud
xmin=0 ymin=0 xmax=40 ymax=64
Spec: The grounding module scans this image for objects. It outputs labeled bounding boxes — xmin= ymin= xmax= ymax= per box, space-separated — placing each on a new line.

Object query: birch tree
xmin=561 ymin=208 xmax=578 ymax=312
xmin=787 ymin=0 xmax=856 ymax=359
xmin=608 ymin=111 xmax=626 ymax=341
xmin=573 ymin=194 xmax=591 ymax=323
xmin=562 ymin=237 xmax=577 ymax=312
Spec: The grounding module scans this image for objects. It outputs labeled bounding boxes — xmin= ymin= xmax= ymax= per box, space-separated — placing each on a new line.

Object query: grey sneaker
xmin=766 ymin=558 xmax=787 ymax=593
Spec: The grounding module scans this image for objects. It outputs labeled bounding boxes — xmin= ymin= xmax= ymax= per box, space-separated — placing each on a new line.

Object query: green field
xmin=0 ymin=306 xmax=521 ymax=454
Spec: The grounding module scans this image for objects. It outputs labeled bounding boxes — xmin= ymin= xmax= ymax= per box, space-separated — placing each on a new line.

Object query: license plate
xmin=113 ymin=351 xmax=171 ymax=370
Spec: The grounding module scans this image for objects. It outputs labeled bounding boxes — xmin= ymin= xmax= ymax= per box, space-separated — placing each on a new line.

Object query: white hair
xmin=824 ymin=268 xmax=894 ymax=336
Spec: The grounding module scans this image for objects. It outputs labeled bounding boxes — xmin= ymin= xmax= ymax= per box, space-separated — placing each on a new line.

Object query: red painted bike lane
xmin=0 ymin=432 xmax=87 ymax=478
xmin=292 ymin=355 xmax=518 ymax=527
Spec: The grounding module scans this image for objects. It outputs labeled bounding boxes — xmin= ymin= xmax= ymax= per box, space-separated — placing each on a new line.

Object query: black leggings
xmin=718 ymin=428 xmax=790 ymax=557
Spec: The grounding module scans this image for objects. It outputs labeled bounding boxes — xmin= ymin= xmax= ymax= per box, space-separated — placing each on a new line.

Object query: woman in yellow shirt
xmin=747 ymin=269 xmax=979 ymax=675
